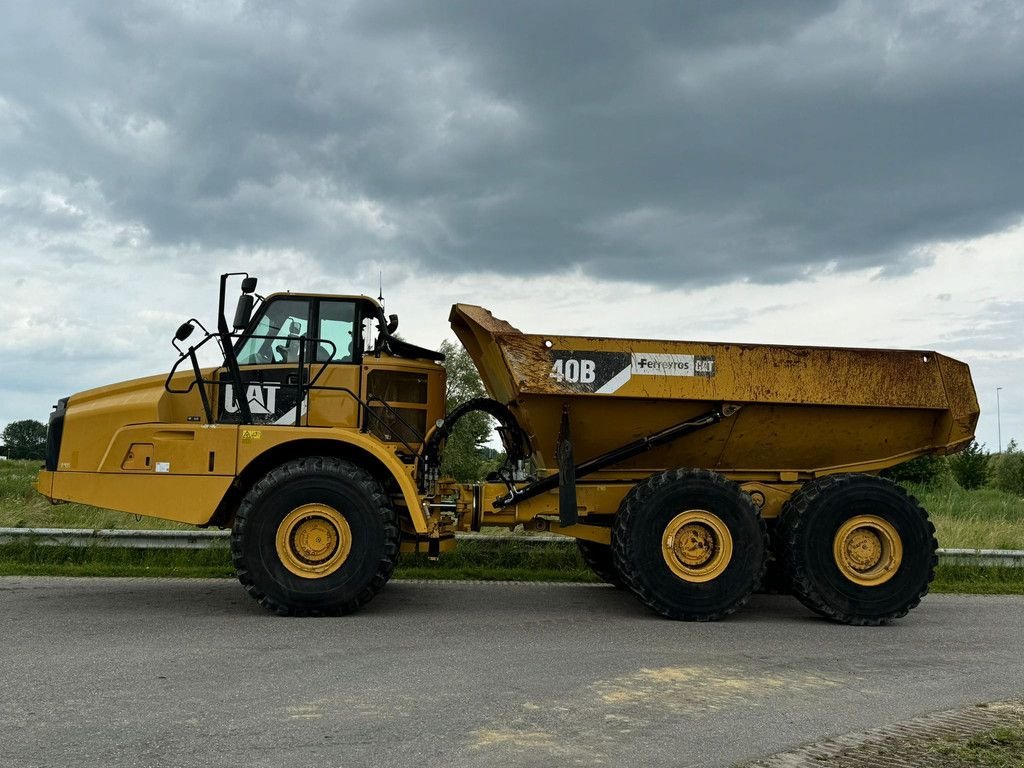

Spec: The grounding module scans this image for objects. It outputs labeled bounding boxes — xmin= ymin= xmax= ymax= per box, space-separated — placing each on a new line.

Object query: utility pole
xmin=996 ymin=386 xmax=1003 ymax=454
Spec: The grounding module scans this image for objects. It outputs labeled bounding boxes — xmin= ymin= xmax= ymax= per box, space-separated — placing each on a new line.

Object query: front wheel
xmin=777 ymin=474 xmax=937 ymax=625
xmin=612 ymin=468 xmax=767 ymax=621
xmin=231 ymin=456 xmax=399 ymax=616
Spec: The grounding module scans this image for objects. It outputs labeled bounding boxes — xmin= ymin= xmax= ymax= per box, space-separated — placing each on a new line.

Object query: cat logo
xmin=224 ymin=383 xmax=279 ymax=416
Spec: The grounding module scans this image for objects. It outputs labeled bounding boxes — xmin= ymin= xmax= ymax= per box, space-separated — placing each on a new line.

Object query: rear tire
xmin=231 ymin=456 xmax=399 ymax=616
xmin=778 ymin=474 xmax=936 ymax=625
xmin=612 ymin=468 xmax=767 ymax=621
xmin=576 ymin=540 xmax=624 ymax=587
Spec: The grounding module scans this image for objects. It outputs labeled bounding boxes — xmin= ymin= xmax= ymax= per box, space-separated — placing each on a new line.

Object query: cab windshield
xmin=235 ymin=297 xmax=360 ymax=365
xmin=236 ymin=298 xmax=311 ymax=365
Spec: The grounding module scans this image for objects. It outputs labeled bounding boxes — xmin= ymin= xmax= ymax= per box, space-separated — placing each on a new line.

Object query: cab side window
xmin=316 ymin=301 xmax=357 ymax=363
xmin=236 ymin=298 xmax=311 ymax=365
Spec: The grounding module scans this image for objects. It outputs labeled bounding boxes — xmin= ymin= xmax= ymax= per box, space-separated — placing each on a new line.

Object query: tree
xmin=881 ymin=454 xmax=944 ymax=485
xmin=437 ymin=340 xmax=496 ymax=482
xmin=992 ymin=439 xmax=1024 ymax=496
xmin=1 ymin=420 xmax=47 ymax=461
xmin=948 ymin=439 xmax=989 ymax=490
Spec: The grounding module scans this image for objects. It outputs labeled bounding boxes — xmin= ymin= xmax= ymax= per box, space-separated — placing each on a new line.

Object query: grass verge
xmin=909 ymin=481 xmax=1024 ymax=551
xmin=0 ymin=541 xmax=235 ymax=579
xmin=929 ymin=724 xmax=1024 ymax=767
xmin=929 ymin=565 xmax=1024 ymax=595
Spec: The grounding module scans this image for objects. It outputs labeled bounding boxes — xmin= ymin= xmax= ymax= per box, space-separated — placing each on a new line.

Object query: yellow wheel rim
xmin=661 ymin=510 xmax=733 ymax=582
xmin=833 ymin=515 xmax=902 ymax=586
xmin=275 ymin=503 xmax=352 ymax=579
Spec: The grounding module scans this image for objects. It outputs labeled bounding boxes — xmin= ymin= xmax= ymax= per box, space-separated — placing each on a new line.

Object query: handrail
xmin=164 ymin=333 xmax=219 ymax=395
xmin=162 ymin=330 xmax=425 ymax=450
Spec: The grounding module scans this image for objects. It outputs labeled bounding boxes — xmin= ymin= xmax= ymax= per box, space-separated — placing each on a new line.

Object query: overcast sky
xmin=1 ymin=0 xmax=1021 ymax=450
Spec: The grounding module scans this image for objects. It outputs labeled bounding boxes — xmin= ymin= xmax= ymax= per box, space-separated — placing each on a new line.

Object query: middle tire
xmin=612 ymin=468 xmax=767 ymax=621
xmin=576 ymin=539 xmax=624 ymax=588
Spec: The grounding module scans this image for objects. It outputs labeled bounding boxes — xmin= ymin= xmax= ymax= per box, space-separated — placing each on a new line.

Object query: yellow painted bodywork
xmin=40 ymin=470 xmax=235 ymax=525
xmin=37 ymin=343 xmax=444 ymax=533
xmin=236 ymin=424 xmax=432 ymax=532
xmin=454 ymin=477 xmax=792 ymax=536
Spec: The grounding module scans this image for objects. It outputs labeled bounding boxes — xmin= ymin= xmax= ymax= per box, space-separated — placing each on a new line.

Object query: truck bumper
xmin=35 ymin=470 xmax=55 ymax=501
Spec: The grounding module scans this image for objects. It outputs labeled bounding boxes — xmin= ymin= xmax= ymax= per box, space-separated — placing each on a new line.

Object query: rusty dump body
xmin=450 ymin=304 xmax=979 ymax=484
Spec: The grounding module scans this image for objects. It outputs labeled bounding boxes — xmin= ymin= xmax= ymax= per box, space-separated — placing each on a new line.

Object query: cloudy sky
xmin=1 ymin=0 xmax=1021 ymax=450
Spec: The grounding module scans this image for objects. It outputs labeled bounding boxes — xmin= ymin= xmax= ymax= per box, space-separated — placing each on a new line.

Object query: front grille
xmin=45 ymin=397 xmax=69 ymax=471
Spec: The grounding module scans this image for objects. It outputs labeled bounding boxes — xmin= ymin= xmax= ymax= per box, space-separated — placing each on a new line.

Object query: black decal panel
xmin=547 ymin=351 xmax=631 ymax=394
xmin=218 ymin=370 xmax=305 ymax=425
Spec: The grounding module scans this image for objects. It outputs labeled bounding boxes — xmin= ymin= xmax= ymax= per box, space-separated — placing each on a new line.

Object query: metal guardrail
xmin=936 ymin=548 xmax=1024 ymax=568
xmin=0 ymin=527 xmax=1022 ymax=567
xmin=0 ymin=527 xmax=569 ymax=550
xmin=0 ymin=527 xmax=231 ymax=550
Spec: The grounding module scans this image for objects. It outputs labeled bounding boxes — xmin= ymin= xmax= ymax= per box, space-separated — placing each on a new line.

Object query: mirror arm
xmin=218 ymin=273 xmax=253 ymax=424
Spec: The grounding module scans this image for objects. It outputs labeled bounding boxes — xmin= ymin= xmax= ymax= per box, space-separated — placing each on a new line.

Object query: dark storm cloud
xmin=2 ymin=0 xmax=1023 ymax=285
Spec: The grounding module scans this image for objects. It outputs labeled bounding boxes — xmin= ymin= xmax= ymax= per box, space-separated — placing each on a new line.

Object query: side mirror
xmin=233 ymin=294 xmax=255 ymax=330
xmin=175 ymin=321 xmax=196 ymax=342
xmin=240 ymin=277 xmax=258 ymax=294
xmin=387 ymin=314 xmax=399 ymax=334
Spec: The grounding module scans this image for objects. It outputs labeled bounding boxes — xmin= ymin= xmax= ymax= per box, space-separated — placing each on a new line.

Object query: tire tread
xmin=230 ymin=456 xmax=399 ymax=617
xmin=576 ymin=539 xmax=624 ymax=587
xmin=777 ymin=473 xmax=937 ymax=626
xmin=611 ymin=468 xmax=768 ymax=621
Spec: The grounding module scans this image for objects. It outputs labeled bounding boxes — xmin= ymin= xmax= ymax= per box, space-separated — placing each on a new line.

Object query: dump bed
xmin=450 ymin=304 xmax=979 ymax=477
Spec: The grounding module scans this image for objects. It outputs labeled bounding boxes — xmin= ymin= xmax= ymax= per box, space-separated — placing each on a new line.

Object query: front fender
xmin=236 ymin=427 xmax=429 ymax=534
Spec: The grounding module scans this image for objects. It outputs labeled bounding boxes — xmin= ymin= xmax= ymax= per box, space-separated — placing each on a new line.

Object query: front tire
xmin=778 ymin=474 xmax=937 ymax=625
xmin=231 ymin=456 xmax=399 ymax=616
xmin=612 ymin=468 xmax=767 ymax=621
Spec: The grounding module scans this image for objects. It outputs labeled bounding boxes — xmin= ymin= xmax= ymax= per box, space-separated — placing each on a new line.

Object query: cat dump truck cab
xmin=36 ymin=274 xmax=979 ymax=624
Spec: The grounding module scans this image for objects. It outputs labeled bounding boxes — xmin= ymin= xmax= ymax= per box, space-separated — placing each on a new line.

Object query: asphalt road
xmin=1 ymin=578 xmax=1022 ymax=768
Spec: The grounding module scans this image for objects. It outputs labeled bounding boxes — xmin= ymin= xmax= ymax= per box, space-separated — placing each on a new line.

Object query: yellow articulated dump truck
xmin=35 ymin=274 xmax=978 ymax=624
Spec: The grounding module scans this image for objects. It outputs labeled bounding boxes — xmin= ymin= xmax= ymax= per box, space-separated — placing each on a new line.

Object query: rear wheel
xmin=231 ymin=456 xmax=399 ymax=616
xmin=778 ymin=474 xmax=936 ymax=625
xmin=612 ymin=468 xmax=767 ymax=621
xmin=576 ymin=539 xmax=624 ymax=587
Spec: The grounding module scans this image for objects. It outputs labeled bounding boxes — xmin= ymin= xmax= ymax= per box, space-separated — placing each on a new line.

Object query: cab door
xmin=217 ymin=296 xmax=315 ymax=426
